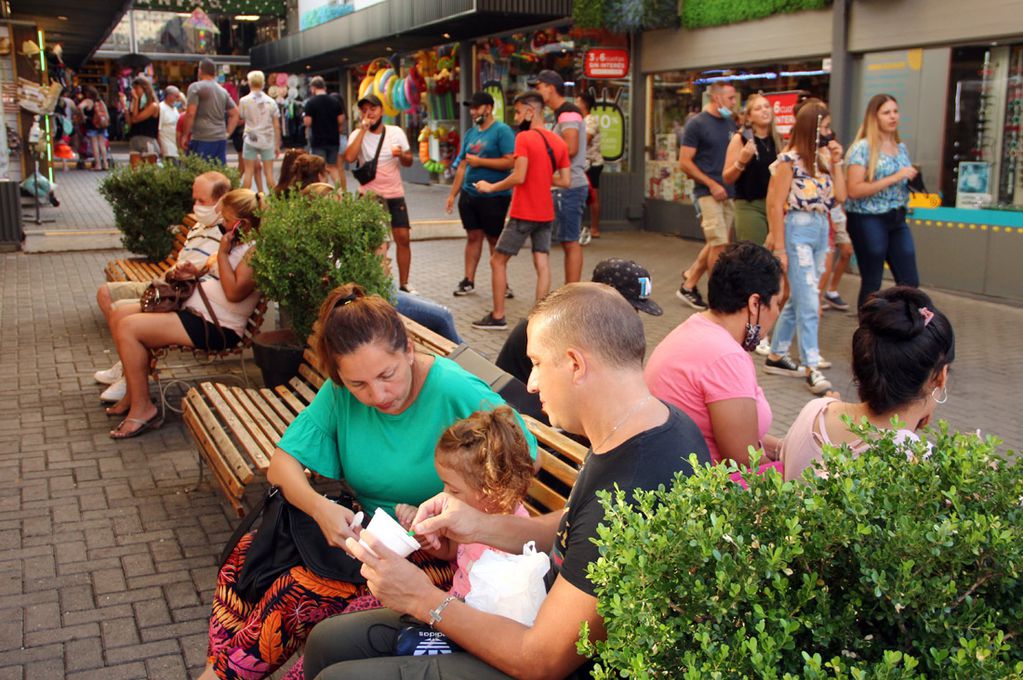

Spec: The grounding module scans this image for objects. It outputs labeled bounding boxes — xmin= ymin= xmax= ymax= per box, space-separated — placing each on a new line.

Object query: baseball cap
xmin=527 ymin=69 xmax=565 ymax=89
xmin=591 ymin=258 xmax=663 ymax=316
xmin=357 ymin=93 xmax=382 ymax=108
xmin=462 ymin=91 xmax=494 ymax=108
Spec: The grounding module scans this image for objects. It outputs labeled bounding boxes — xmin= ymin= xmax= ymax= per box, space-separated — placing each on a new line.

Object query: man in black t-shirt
xmin=303 ymin=76 xmax=347 ymax=191
xmin=303 ymin=283 xmax=710 ymax=680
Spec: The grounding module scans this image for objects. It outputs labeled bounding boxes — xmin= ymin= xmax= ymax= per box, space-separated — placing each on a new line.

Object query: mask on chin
xmin=369 ymin=119 xmax=383 ymax=132
xmin=719 ymin=105 xmax=733 ymax=120
xmin=474 ymin=114 xmax=486 ymax=127
xmin=518 ymin=115 xmax=532 ymax=133
xmin=193 ymin=202 xmax=220 ymax=226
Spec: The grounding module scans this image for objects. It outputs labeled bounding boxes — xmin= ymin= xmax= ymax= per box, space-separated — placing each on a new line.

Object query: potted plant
xmin=247 ymin=190 xmax=392 ymax=387
xmin=99 ymin=154 xmax=239 ymax=260
xmin=582 ymin=423 xmax=1023 ymax=678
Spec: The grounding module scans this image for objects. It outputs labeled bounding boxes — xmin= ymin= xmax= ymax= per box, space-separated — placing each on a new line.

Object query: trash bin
xmin=0 ymin=180 xmax=22 ymax=251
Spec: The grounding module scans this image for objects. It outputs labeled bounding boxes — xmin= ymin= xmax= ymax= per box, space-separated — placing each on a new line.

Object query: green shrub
xmin=248 ymin=191 xmax=392 ymax=343
xmin=98 ymin=154 xmax=239 ymax=260
xmin=574 ymin=0 xmax=677 ymax=31
xmin=681 ymin=0 xmax=830 ymax=29
xmin=582 ymin=422 xmax=1023 ymax=678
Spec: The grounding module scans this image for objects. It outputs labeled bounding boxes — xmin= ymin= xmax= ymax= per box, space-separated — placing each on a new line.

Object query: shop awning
xmin=11 ymin=0 xmax=131 ymax=68
xmin=251 ymin=0 xmax=572 ymax=72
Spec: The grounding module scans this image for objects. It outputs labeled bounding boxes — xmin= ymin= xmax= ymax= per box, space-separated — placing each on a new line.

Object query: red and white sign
xmin=584 ymin=49 xmax=630 ymax=79
xmin=764 ymin=91 xmax=801 ymax=138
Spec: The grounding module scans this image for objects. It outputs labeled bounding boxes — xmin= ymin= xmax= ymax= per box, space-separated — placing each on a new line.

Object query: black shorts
xmin=175 ymin=310 xmax=241 ymax=351
xmin=384 ymin=197 xmax=410 ymax=229
xmin=586 ymin=165 xmax=604 ymax=189
xmin=458 ymin=192 xmax=511 ymax=239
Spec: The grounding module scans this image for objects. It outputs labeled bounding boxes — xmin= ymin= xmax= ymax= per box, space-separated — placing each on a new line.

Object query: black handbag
xmin=352 ymin=126 xmax=386 ymax=185
xmin=222 ymin=487 xmax=366 ymax=603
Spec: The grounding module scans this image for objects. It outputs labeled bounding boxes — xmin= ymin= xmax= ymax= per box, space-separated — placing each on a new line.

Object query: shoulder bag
xmin=352 ymin=126 xmax=387 ymax=185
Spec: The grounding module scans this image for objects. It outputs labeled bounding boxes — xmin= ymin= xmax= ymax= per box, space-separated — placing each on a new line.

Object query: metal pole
xmin=828 ymin=0 xmax=853 ymax=143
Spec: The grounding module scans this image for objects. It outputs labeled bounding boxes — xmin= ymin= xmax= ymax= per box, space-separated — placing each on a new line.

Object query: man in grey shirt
xmin=181 ymin=58 xmax=239 ymax=165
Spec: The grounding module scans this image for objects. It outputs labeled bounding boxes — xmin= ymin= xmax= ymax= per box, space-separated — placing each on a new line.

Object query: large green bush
xmin=98 ymin=154 xmax=239 ymax=260
xmin=582 ymin=423 xmax=1023 ymax=678
xmin=681 ymin=0 xmax=831 ymax=29
xmin=574 ymin=0 xmax=678 ymax=31
xmin=247 ymin=191 xmax=392 ymax=343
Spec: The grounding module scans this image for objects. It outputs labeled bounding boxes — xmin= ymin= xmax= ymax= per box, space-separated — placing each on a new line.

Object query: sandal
xmin=110 ymin=413 xmax=162 ymax=440
xmin=105 ymin=405 xmax=129 ymax=417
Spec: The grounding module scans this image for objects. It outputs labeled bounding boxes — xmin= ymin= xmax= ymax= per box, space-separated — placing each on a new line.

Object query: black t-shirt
xmin=734 ymin=133 xmax=778 ymax=202
xmin=495 ymin=319 xmax=531 ymax=384
xmin=304 ymin=93 xmax=344 ymax=148
xmin=545 ymin=404 xmax=710 ymax=597
xmin=680 ymin=111 xmax=737 ymax=199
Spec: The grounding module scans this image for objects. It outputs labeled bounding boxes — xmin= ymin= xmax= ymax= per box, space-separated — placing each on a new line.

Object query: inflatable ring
xmin=404 ymin=76 xmax=419 ymax=110
xmin=375 ymin=68 xmax=393 ymax=94
xmin=392 ymin=78 xmax=408 ymax=111
xmin=359 ymin=75 xmax=374 ymax=101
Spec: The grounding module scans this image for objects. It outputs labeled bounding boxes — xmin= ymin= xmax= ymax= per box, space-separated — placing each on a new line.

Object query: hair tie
xmin=918 ymin=307 xmax=934 ymax=327
xmin=333 ymin=291 xmax=359 ymax=311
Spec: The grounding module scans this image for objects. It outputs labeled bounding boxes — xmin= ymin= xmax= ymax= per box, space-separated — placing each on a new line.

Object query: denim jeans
xmin=846 ymin=208 xmax=919 ymax=309
xmin=770 ymin=210 xmax=829 ymax=368
xmin=188 ymin=139 xmax=227 ymax=165
xmin=553 ymin=185 xmax=588 ymax=242
xmin=395 ymin=291 xmax=463 ymax=344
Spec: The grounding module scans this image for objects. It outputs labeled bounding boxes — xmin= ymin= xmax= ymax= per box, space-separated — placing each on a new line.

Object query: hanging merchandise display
xmin=357 ymin=58 xmax=422 ymax=115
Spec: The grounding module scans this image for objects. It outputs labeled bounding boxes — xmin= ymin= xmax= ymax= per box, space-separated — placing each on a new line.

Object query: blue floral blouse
xmin=769 ymin=150 xmax=835 ymax=214
xmin=844 ymin=139 xmax=911 ymax=214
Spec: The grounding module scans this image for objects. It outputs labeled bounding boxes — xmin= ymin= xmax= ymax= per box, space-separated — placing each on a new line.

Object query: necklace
xmin=591 ymin=394 xmax=653 ymax=452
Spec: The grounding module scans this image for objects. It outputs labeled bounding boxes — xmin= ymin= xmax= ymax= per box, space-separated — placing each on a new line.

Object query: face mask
xmin=741 ymin=305 xmax=763 ymax=352
xmin=369 ymin=118 xmax=383 ymax=132
xmin=474 ymin=114 xmax=486 ymax=127
xmin=817 ymin=132 xmax=835 ymax=148
xmin=718 ymin=105 xmax=733 ymax=120
xmin=518 ymin=113 xmax=532 ymax=133
xmin=193 ymin=202 xmax=219 ymax=226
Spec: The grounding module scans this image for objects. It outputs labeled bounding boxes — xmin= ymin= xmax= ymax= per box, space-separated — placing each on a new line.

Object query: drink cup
xmin=391 ymin=145 xmax=402 ymax=157
xmin=359 ymin=507 xmax=420 ymax=558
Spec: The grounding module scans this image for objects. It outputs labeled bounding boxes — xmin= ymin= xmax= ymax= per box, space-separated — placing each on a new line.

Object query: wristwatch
xmin=428 ymin=595 xmax=458 ymax=626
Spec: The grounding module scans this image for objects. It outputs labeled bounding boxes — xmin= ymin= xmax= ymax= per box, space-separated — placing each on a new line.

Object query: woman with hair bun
xmin=780 ymin=286 xmax=955 ymax=482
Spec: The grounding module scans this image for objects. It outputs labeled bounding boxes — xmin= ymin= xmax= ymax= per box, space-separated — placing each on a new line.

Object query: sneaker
xmin=453 ymin=278 xmax=474 ymax=296
xmin=505 ymin=285 xmax=514 ymax=299
xmin=100 ymin=378 xmax=127 ymax=403
xmin=399 ymin=284 xmax=419 ymax=295
xmin=579 ymin=226 xmax=592 ymax=246
xmin=472 ymin=313 xmax=508 ymax=331
xmin=806 ymin=368 xmax=832 ymax=395
xmin=675 ymin=286 xmax=708 ymax=310
xmin=817 ymin=356 xmax=832 ymax=370
xmin=754 ymin=338 xmax=771 ymax=356
xmin=824 ymin=291 xmax=850 ymax=311
xmin=763 ymin=355 xmax=803 ymax=377
xmin=94 ymin=361 xmax=123 ymax=385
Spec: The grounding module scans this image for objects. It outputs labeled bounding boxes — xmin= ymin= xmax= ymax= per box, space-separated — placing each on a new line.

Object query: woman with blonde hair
xmin=238 ymin=70 xmax=282 ymax=193
xmin=845 ymin=93 xmax=920 ymax=309
xmin=125 ymin=76 xmax=160 ymax=168
xmin=104 ymin=189 xmax=264 ymax=438
xmin=724 ymin=93 xmax=783 ymax=245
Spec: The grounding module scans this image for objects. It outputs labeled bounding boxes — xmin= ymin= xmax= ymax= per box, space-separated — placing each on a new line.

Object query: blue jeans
xmin=846 ymin=208 xmax=919 ymax=309
xmin=553 ymin=185 xmax=588 ymax=242
xmin=188 ymin=139 xmax=227 ymax=165
xmin=770 ymin=211 xmax=829 ymax=368
xmin=395 ymin=292 xmax=463 ymax=345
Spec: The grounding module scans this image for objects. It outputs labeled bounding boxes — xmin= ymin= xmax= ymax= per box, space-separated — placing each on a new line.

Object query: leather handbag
xmin=352 ymin=126 xmax=386 ymax=185
xmin=140 ymin=264 xmax=204 ymax=313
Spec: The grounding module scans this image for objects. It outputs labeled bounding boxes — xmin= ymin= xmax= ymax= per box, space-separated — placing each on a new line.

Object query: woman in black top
xmin=124 ymin=77 xmax=160 ymax=168
xmin=80 ymin=85 xmax=110 ymax=171
xmin=723 ymin=93 xmax=781 ymax=245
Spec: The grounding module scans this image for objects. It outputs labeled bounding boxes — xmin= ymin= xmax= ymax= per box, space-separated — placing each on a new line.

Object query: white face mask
xmin=193 ymin=202 xmax=220 ymax=226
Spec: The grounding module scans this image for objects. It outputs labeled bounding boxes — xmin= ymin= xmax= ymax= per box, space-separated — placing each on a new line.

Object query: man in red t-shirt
xmin=473 ymin=91 xmax=570 ymax=330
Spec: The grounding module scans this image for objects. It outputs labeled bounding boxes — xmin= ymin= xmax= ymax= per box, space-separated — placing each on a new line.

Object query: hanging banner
xmin=584 ymin=48 xmax=629 ymax=79
xmin=764 ymin=90 xmax=800 ymax=138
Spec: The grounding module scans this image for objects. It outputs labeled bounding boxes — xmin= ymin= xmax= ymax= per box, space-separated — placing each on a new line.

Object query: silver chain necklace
xmin=591 ymin=395 xmax=653 ymax=452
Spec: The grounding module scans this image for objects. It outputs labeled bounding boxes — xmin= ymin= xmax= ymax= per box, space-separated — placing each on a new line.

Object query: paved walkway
xmin=1 ymin=168 xmax=1022 ymax=678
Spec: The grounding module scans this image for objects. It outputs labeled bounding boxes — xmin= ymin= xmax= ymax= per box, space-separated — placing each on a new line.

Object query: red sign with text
xmin=584 ymin=49 xmax=630 ymax=79
xmin=764 ymin=91 xmax=801 ymax=138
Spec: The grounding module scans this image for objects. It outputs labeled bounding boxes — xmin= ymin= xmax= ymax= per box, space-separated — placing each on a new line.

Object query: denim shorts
xmin=553 ymin=185 xmax=588 ymax=242
xmin=310 ymin=145 xmax=340 ymax=165
xmin=242 ymin=144 xmax=275 ymax=161
xmin=496 ymin=218 xmax=552 ymax=255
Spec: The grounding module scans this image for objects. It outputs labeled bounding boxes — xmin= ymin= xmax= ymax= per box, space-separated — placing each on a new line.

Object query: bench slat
xmin=274 ymin=383 xmax=308 ymax=415
xmin=259 ymin=387 xmax=297 ymax=425
xmin=523 ymin=416 xmax=587 ymax=467
xmin=183 ymin=390 xmax=251 ymax=494
xmin=200 ymin=382 xmax=266 ymax=480
xmin=288 ymin=373 xmax=318 ymax=404
xmin=242 ymin=387 xmax=289 ymax=437
xmin=214 ymin=384 xmax=273 ymax=472
xmin=527 ymin=477 xmax=569 ymax=514
xmin=297 ymin=363 xmax=325 ymax=392
xmin=229 ymin=386 xmax=283 ymax=467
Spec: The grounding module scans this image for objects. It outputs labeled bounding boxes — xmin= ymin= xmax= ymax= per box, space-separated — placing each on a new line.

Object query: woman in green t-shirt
xmin=201 ymin=283 xmax=536 ymax=680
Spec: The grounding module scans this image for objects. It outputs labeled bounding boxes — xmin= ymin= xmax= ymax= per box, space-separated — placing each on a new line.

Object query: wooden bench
xmin=182 ymin=316 xmax=584 ymax=516
xmin=104 ymin=215 xmax=196 ymax=283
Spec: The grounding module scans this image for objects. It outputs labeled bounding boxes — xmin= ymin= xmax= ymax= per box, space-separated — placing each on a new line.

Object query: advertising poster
xmin=764 ymin=91 xmax=800 ymax=138
xmin=299 ymin=0 xmax=385 ymax=32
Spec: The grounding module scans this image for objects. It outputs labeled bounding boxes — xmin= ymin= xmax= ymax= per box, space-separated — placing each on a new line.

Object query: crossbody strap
xmin=371 ymin=126 xmax=386 ymax=162
xmin=533 ymin=129 xmax=556 ymax=176
xmin=196 ymin=283 xmax=228 ymax=350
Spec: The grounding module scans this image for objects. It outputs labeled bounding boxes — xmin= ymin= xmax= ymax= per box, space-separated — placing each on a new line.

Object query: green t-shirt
xmin=277 ymin=356 xmax=537 ymax=517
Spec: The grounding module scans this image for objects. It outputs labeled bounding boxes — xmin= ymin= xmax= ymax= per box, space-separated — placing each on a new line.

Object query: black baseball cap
xmin=357 ymin=93 xmax=382 ymax=108
xmin=591 ymin=258 xmax=663 ymax=316
xmin=527 ymin=69 xmax=565 ymax=89
xmin=462 ymin=91 xmax=494 ymax=108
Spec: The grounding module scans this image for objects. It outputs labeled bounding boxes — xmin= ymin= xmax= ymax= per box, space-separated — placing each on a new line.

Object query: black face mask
xmin=518 ymin=115 xmax=532 ymax=133
xmin=817 ymin=132 xmax=835 ymax=148
xmin=741 ymin=304 xmax=763 ymax=352
xmin=370 ymin=118 xmax=383 ymax=132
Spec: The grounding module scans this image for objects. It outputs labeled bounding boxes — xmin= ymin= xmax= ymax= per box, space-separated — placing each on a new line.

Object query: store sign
xmin=593 ymin=87 xmax=626 ymax=162
xmin=584 ymin=49 xmax=629 ymax=79
xmin=299 ymin=0 xmax=385 ymax=32
xmin=765 ymin=91 xmax=801 ymax=138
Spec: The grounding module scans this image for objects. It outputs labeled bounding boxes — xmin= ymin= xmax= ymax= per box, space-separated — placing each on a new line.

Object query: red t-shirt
xmin=509 ymin=128 xmax=569 ymax=222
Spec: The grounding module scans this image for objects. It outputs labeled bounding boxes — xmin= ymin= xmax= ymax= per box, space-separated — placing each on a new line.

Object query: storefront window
xmin=941 ymin=44 xmax=1023 ymax=210
xmin=100 ymin=10 xmax=280 ymax=56
xmin=647 ymin=63 xmax=829 ymax=203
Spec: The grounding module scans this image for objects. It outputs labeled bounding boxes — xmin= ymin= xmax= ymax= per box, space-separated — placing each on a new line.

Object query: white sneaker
xmin=94 ymin=361 xmax=123 ymax=385
xmin=817 ymin=356 xmax=832 ymax=370
xmin=806 ymin=369 xmax=832 ymax=395
xmin=754 ymin=338 xmax=771 ymax=356
xmin=100 ymin=378 xmax=127 ymax=403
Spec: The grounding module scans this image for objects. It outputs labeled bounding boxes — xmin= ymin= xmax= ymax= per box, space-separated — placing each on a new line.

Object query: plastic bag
xmin=465 ymin=541 xmax=550 ymax=626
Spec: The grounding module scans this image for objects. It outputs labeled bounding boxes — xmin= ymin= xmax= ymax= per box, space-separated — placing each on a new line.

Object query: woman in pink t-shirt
xmin=645 ymin=242 xmax=784 ymax=465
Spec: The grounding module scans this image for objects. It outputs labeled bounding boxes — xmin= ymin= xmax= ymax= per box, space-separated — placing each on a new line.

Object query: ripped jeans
xmin=770 ymin=210 xmax=829 ymax=369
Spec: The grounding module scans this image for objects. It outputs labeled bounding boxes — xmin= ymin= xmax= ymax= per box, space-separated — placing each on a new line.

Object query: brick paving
xmin=1 ymin=175 xmax=1021 ymax=677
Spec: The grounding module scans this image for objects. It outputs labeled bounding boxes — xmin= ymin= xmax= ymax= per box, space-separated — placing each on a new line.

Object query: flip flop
xmin=105 ymin=405 xmax=129 ymax=417
xmin=110 ymin=413 xmax=162 ymax=440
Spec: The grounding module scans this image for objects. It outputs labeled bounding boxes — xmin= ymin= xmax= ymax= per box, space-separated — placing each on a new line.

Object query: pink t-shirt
xmin=348 ymin=125 xmax=410 ymax=199
xmin=449 ymin=503 xmax=529 ymax=600
xmin=644 ymin=313 xmax=772 ymax=463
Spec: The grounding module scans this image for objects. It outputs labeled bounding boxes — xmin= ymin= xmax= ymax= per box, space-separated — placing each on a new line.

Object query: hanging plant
xmin=586 ymin=0 xmax=678 ymax=33
xmin=681 ymin=0 xmax=831 ymax=29
xmin=573 ymin=0 xmax=605 ymax=29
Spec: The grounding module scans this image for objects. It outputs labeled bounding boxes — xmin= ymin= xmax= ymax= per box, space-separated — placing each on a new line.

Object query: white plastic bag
xmin=464 ymin=541 xmax=550 ymax=626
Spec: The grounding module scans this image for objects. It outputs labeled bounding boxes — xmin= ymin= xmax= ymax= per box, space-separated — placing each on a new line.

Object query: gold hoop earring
xmin=931 ymin=385 xmax=948 ymax=405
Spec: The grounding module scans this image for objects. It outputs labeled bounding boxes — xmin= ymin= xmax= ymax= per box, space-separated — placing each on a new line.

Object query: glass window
xmin=99 ymin=10 xmax=279 ymax=56
xmin=942 ymin=44 xmax=1023 ymax=209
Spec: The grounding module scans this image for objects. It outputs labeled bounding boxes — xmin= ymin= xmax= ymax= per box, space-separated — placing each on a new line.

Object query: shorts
xmin=696 ymin=195 xmax=734 ymax=247
xmin=129 ymin=136 xmax=160 ymax=157
xmin=188 ymin=139 xmax=227 ymax=165
xmin=106 ymin=281 xmax=149 ymax=310
xmin=586 ymin=165 xmax=604 ymax=189
xmin=496 ymin=218 xmax=552 ymax=255
xmin=85 ymin=128 xmax=107 ymax=139
xmin=242 ymin=144 xmax=275 ymax=161
xmin=458 ymin=193 xmax=511 ymax=239
xmin=832 ymin=214 xmax=851 ymax=246
xmin=384 ymin=197 xmax=410 ymax=229
xmin=553 ymin=185 xmax=588 ymax=243
xmin=231 ymin=126 xmax=244 ymax=153
xmin=733 ymin=199 xmax=768 ymax=245
xmin=310 ymin=145 xmax=340 ymax=165
xmin=175 ymin=310 xmax=241 ymax=352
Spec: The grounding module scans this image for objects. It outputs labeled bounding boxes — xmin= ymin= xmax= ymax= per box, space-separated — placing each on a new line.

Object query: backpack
xmin=92 ymin=100 xmax=110 ymax=129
